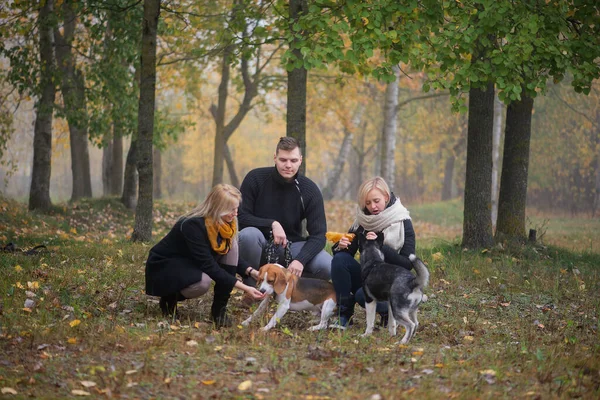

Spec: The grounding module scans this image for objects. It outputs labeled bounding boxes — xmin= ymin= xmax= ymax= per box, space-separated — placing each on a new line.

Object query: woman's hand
xmin=245 ymin=286 xmax=266 ymax=299
xmin=365 ymin=231 xmax=378 ymax=240
xmin=337 ymin=236 xmax=351 ymax=250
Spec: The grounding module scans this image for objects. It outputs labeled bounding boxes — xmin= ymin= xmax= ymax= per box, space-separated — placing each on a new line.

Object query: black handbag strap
xmin=264 ymin=234 xmax=293 ymax=268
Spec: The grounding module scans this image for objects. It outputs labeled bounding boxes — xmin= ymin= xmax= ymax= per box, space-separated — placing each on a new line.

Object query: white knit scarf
xmin=354 ymin=199 xmax=411 ymax=252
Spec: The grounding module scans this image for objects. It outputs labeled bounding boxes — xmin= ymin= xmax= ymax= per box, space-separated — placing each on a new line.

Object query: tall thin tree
xmin=29 ymin=0 xmax=56 ymax=212
xmin=131 ymin=0 xmax=160 ymax=242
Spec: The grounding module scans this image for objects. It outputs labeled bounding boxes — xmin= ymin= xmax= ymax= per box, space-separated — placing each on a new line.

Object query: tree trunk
xmin=131 ymin=0 xmax=160 ymax=242
xmin=287 ymin=0 xmax=308 ymax=174
xmin=110 ymin=123 xmax=124 ymax=195
xmin=381 ymin=65 xmax=400 ymax=188
xmin=441 ymin=154 xmax=455 ymax=201
xmin=211 ymin=45 xmax=232 ymax=187
xmin=121 ymin=138 xmax=138 ymax=209
xmin=322 ymin=129 xmax=354 ymax=200
xmin=29 ymin=0 xmax=56 ymax=212
xmin=102 ymin=139 xmax=113 ymax=196
xmin=54 ymin=0 xmax=92 ymax=202
xmin=462 ymin=82 xmax=495 ymax=249
xmin=153 ymin=147 xmax=162 ymax=199
xmin=223 ymin=144 xmax=239 ymax=188
xmin=495 ymin=93 xmax=534 ymax=241
xmin=491 ymin=93 xmax=504 ymax=226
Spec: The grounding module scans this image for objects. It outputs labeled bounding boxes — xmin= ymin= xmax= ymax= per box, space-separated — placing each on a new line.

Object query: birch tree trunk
xmin=29 ymin=0 xmax=56 ymax=212
xmin=495 ymin=93 xmax=534 ymax=241
xmin=380 ymin=65 xmax=400 ymax=188
xmin=491 ymin=93 xmax=504 ymax=226
xmin=462 ymin=82 xmax=495 ymax=249
xmin=131 ymin=0 xmax=160 ymax=242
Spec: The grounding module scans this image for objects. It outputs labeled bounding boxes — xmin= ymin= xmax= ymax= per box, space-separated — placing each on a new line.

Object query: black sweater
xmin=238 ymin=166 xmax=327 ymax=267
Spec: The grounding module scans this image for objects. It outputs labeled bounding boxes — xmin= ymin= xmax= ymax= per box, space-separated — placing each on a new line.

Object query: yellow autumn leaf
xmin=70 ymin=319 xmax=81 ymax=327
xmin=15 ymin=282 xmax=24 ymax=289
xmin=15 ymin=265 xmax=22 ymax=272
xmin=201 ymin=380 xmax=216 ymax=385
xmin=70 ymin=227 xmax=78 ymax=234
xmin=80 ymin=381 xmax=96 ymax=388
xmin=435 ymin=363 xmax=444 ymax=368
xmin=71 ymin=389 xmax=90 ymax=396
xmin=164 ymin=378 xmax=172 ymax=384
xmin=237 ymin=380 xmax=252 ymax=391
xmin=2 ymin=387 xmax=18 ymax=395
xmin=68 ymin=337 xmax=77 ymax=344
xmin=431 ymin=252 xmax=444 ymax=261
xmin=28 ymin=281 xmax=39 ymax=290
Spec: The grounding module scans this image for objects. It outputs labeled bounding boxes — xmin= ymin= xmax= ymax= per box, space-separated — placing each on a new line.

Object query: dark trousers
xmin=330 ymin=252 xmax=388 ymax=318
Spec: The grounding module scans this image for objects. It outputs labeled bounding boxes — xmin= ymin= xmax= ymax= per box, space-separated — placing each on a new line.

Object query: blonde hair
xmin=183 ymin=184 xmax=241 ymax=225
xmin=357 ymin=176 xmax=391 ymax=210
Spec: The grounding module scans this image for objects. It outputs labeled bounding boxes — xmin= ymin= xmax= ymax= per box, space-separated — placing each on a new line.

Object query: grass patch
xmin=1 ymin=196 xmax=599 ymax=398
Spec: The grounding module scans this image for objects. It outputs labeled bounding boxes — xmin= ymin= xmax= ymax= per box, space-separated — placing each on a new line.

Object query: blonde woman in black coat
xmin=145 ymin=184 xmax=264 ymax=327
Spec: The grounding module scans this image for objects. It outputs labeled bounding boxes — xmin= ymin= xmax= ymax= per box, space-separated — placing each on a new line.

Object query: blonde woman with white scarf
xmin=330 ymin=177 xmax=416 ymax=329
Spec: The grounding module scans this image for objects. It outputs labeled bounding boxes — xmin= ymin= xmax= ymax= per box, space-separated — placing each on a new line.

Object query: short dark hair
xmin=276 ymin=136 xmax=301 ymax=154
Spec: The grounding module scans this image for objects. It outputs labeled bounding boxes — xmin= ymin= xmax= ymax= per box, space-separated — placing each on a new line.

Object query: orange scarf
xmin=205 ymin=218 xmax=236 ymax=255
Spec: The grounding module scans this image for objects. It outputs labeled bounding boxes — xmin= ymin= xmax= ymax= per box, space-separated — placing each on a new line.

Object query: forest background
xmin=0 ymin=0 xmax=599 ymax=243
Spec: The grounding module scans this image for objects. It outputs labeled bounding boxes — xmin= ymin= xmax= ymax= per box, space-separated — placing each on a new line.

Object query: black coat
xmin=145 ymin=216 xmax=249 ymax=297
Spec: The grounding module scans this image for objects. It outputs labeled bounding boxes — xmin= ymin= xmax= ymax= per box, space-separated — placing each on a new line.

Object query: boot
xmin=160 ymin=292 xmax=181 ymax=317
xmin=331 ymin=296 xmax=355 ymax=330
xmin=211 ymin=285 xmax=233 ymax=329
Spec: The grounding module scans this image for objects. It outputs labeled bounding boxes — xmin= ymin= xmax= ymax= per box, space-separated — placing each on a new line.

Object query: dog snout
xmin=259 ymin=288 xmax=267 ymax=294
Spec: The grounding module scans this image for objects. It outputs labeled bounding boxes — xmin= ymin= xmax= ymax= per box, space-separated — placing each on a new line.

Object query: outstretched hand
xmin=246 ymin=286 xmax=266 ymax=300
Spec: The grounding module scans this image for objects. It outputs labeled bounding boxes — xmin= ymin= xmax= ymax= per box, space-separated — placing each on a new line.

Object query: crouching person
xmin=145 ymin=184 xmax=264 ymax=328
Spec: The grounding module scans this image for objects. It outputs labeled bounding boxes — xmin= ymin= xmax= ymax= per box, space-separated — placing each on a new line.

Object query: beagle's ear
xmin=273 ymin=270 xmax=287 ymax=295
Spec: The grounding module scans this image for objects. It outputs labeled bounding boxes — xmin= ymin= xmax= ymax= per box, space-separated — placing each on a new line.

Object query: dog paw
xmin=261 ymin=326 xmax=273 ymax=332
xmin=241 ymin=319 xmax=250 ymax=327
xmin=307 ymin=324 xmax=327 ymax=331
xmin=422 ymin=294 xmax=429 ymax=302
xmin=360 ymin=332 xmax=372 ymax=338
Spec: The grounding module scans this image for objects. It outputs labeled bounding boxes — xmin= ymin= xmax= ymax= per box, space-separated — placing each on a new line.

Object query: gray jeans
xmin=238 ymin=227 xmax=332 ymax=283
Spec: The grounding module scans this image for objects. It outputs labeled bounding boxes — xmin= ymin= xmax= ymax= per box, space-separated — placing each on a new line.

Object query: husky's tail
xmin=409 ymin=254 xmax=430 ymax=289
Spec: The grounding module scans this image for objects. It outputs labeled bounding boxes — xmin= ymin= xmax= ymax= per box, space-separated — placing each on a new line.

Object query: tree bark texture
xmin=462 ymin=82 xmax=495 ymax=249
xmin=121 ymin=138 xmax=138 ymax=209
xmin=286 ymin=0 xmax=308 ymax=174
xmin=54 ymin=0 xmax=92 ymax=202
xmin=495 ymin=93 xmax=534 ymax=241
xmin=491 ymin=94 xmax=504 ymax=226
xmin=29 ymin=0 xmax=56 ymax=212
xmin=131 ymin=0 xmax=160 ymax=242
xmin=381 ymin=65 xmax=400 ymax=189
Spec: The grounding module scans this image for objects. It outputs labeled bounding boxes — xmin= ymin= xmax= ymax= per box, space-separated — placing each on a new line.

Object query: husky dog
xmin=359 ymin=233 xmax=429 ymax=344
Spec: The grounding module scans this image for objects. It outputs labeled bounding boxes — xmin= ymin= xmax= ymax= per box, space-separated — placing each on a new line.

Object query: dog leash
xmin=264 ymin=233 xmax=293 ymax=268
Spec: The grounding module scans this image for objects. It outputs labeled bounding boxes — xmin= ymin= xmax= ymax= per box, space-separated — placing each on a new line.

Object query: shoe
xmin=159 ymin=295 xmax=178 ymax=317
xmin=330 ymin=315 xmax=353 ymax=330
xmin=211 ymin=310 xmax=233 ymax=328
xmin=378 ymin=313 xmax=388 ymax=328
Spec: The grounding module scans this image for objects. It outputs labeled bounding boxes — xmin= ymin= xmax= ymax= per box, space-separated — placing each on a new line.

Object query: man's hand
xmin=288 ymin=260 xmax=304 ymax=277
xmin=271 ymin=221 xmax=287 ymax=246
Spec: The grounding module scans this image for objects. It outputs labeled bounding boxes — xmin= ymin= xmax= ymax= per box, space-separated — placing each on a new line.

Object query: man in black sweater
xmin=238 ymin=137 xmax=332 ymax=282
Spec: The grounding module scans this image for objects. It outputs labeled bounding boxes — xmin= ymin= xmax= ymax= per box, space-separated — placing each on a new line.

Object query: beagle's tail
xmin=409 ymin=254 xmax=430 ymax=289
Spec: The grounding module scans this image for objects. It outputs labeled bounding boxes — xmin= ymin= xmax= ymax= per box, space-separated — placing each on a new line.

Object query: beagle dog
xmin=241 ymin=263 xmax=337 ymax=331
